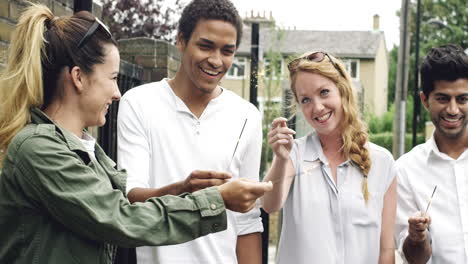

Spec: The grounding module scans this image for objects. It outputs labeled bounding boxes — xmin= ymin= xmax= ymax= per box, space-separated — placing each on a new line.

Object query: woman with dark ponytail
xmin=262 ymin=51 xmax=397 ymax=263
xmin=0 ymin=4 xmax=272 ymax=263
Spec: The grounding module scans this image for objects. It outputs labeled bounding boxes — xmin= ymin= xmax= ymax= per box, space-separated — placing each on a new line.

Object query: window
xmin=227 ymin=57 xmax=246 ymax=79
xmin=258 ymin=97 xmax=282 ymax=118
xmin=342 ymin=59 xmax=359 ymax=79
xmin=264 ymin=58 xmax=284 ymax=79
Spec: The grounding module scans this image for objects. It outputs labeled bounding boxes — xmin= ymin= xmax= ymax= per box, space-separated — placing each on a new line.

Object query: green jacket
xmin=0 ymin=108 xmax=227 ymax=263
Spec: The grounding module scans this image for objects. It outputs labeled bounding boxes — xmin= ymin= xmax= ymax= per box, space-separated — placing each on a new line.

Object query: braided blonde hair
xmin=288 ymin=52 xmax=371 ymax=202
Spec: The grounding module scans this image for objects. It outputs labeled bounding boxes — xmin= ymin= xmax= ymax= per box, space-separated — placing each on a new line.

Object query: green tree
xmin=101 ymin=0 xmax=183 ymax=42
xmin=387 ymin=45 xmax=398 ymax=105
xmin=258 ymin=28 xmax=285 ymax=178
xmin=408 ymin=0 xmax=466 ymax=133
xmin=414 ymin=0 xmax=467 ymax=54
xmin=388 ymin=0 xmax=466 ymax=135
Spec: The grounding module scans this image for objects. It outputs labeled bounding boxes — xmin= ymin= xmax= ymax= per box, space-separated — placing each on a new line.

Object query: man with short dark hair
xmin=395 ymin=44 xmax=468 ymax=263
xmin=117 ymin=0 xmax=263 ymax=263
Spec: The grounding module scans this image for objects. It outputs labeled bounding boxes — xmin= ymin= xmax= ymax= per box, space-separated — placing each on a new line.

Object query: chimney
xmin=373 ymin=14 xmax=380 ymax=30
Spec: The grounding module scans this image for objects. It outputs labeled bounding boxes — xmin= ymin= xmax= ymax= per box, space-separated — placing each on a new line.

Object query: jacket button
xmin=210 ymin=203 xmax=217 ymax=210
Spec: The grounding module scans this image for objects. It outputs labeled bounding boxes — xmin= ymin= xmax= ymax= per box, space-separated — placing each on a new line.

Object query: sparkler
xmin=425 ymin=185 xmax=437 ymax=214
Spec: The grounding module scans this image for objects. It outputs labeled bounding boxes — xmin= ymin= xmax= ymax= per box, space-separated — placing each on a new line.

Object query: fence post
xmin=74 ymin=0 xmax=92 ymax=12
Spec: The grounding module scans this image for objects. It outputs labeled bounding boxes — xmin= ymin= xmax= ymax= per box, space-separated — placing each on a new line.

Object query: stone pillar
xmin=118 ymin=37 xmax=180 ymax=83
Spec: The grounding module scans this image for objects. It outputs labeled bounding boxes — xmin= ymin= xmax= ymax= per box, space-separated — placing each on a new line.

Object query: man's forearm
xmin=236 ymin=232 xmax=262 ymax=264
xmin=403 ymin=236 xmax=432 ymax=264
xmin=127 ymin=181 xmax=185 ymax=203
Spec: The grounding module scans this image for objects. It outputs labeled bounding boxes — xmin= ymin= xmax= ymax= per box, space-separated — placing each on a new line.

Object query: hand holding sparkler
xmin=407 ymin=186 xmax=437 ymax=244
xmin=268 ymin=117 xmax=296 ymax=160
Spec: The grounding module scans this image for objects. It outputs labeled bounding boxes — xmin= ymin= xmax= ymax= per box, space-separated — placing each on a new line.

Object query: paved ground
xmin=268 ymin=245 xmax=404 ymax=263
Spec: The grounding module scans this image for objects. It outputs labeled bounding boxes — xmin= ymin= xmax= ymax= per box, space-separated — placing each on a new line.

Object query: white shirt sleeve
xmin=234 ymin=111 xmax=264 ymax=236
xmin=395 ymin=163 xmax=430 ymax=263
xmin=117 ymin=95 xmax=151 ymax=195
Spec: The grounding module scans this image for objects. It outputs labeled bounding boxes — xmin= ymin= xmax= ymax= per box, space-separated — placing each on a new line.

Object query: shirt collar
xmin=30 ymin=107 xmax=89 ymax=153
xmin=303 ymin=132 xmax=322 ymax=162
xmin=425 ymin=133 xmax=468 ymax=162
xmin=303 ymin=131 xmax=353 ymax=167
xmin=163 ymin=78 xmax=226 ymax=116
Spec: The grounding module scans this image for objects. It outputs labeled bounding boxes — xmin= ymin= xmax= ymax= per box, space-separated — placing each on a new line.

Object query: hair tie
xmin=46 ymin=16 xmax=59 ymax=30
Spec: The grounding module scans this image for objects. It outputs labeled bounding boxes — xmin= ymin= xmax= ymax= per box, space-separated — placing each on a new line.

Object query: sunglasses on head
xmin=77 ymin=17 xmax=112 ymax=49
xmin=287 ymin=51 xmax=346 ymax=78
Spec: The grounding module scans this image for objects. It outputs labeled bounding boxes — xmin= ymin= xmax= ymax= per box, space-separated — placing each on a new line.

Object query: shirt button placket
xmin=455 ymin=162 xmax=468 ymax=260
xmin=195 ymin=120 xmax=201 ymax=135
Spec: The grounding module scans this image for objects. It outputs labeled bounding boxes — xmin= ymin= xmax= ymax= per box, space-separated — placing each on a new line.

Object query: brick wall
xmin=0 ymin=0 xmax=102 ymax=70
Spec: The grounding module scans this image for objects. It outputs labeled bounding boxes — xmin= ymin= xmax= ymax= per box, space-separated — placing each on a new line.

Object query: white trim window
xmin=258 ymin=96 xmax=282 ymax=118
xmin=343 ymin=59 xmax=359 ymax=79
xmin=264 ymin=58 xmax=284 ymax=80
xmin=227 ymin=57 xmax=246 ymax=79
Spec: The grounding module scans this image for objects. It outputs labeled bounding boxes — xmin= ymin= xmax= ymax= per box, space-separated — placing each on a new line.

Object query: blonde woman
xmin=0 ymin=4 xmax=272 ymax=263
xmin=262 ymin=52 xmax=396 ymax=263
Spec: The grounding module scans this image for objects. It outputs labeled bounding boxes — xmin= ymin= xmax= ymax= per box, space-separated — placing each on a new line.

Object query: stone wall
xmin=118 ymin=37 xmax=180 ymax=83
xmin=0 ymin=0 xmax=102 ymax=70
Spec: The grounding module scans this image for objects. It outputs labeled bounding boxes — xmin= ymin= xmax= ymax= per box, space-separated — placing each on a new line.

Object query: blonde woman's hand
xmin=268 ymin=117 xmax=295 ymax=160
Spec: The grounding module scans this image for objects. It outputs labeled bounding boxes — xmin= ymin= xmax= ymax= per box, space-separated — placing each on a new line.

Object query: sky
xmin=158 ymin=0 xmax=400 ymax=51
xmin=166 ymin=0 xmax=402 ymax=50
xmin=229 ymin=0 xmax=402 ymax=50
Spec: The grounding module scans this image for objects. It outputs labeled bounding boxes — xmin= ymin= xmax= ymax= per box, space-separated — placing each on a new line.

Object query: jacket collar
xmin=30 ymin=107 xmax=89 ymax=153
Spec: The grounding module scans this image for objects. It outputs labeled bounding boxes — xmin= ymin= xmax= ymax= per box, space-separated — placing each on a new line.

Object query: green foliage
xmin=101 ymin=0 xmax=183 ymax=42
xmin=367 ymin=101 xmax=428 ymax=155
xmin=405 ymin=95 xmax=431 ymax=133
xmin=406 ymin=0 xmax=465 ymax=131
xmin=388 ymin=0 xmax=465 ymax=134
xmin=413 ymin=0 xmax=467 ymax=54
xmin=367 ymin=104 xmax=395 ymax=134
xmin=387 ymin=45 xmax=398 ymax=106
xmin=258 ymin=28 xmax=285 ymax=179
xmin=369 ymin=132 xmax=425 ymax=153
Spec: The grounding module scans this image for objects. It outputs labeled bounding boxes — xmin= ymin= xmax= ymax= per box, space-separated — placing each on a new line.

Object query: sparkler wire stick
xmin=425 ymin=185 xmax=437 ymax=214
xmin=227 ymin=119 xmax=248 ymax=169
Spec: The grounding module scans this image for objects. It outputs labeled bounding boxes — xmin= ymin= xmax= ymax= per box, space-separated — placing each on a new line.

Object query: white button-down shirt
xmin=395 ymin=136 xmax=468 ymax=263
xmin=276 ymin=133 xmax=395 ymax=264
xmin=117 ymin=79 xmax=263 ymax=264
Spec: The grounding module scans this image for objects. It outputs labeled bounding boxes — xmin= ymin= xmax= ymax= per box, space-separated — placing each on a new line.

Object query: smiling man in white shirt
xmin=395 ymin=44 xmax=468 ymax=263
xmin=116 ymin=0 xmax=264 ymax=263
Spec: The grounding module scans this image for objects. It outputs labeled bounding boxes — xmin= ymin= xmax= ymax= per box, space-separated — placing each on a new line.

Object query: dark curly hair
xmin=421 ymin=43 xmax=468 ymax=97
xmin=178 ymin=0 xmax=243 ymax=48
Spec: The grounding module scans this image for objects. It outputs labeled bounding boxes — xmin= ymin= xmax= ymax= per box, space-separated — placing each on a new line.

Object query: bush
xmin=367 ymin=104 xmax=395 ymax=134
xmin=369 ymin=132 xmax=425 ymax=154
